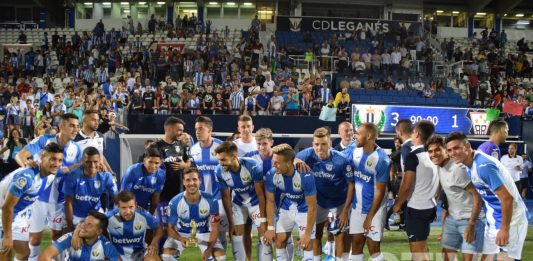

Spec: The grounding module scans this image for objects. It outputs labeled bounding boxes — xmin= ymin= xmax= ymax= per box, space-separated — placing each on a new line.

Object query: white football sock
xmin=232 ymin=235 xmax=246 ymax=261
xmin=28 ymin=244 xmax=40 ymax=261
xmin=286 ymin=235 xmax=295 ymax=261
xmin=350 ymin=253 xmax=364 ymax=261
xmin=276 ymin=248 xmax=289 ymax=261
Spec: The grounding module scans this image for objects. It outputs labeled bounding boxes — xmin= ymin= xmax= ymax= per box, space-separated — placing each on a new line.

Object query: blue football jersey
xmin=296 ymin=148 xmax=352 ymax=208
xmin=265 ymin=167 xmax=316 ymax=212
xmin=167 ymin=191 xmax=219 ymax=234
xmin=343 ymin=145 xmax=390 ymax=213
xmin=24 ymin=134 xmax=82 ymax=204
xmin=190 ymin=138 xmax=223 ymax=199
xmin=244 ymin=150 xmax=282 ymax=207
xmin=215 ymin=157 xmax=264 ymax=206
xmin=468 ymin=151 xmax=528 ymax=229
xmin=6 ymin=167 xmax=52 ymax=216
xmin=120 ymin=163 xmax=165 ymax=210
xmin=53 ymin=232 xmax=120 ymax=261
xmin=107 ymin=208 xmax=159 ymax=256
xmin=63 ymin=169 xmax=118 ymax=218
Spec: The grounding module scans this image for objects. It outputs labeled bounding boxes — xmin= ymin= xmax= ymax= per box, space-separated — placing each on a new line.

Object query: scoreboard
xmin=351 ymin=104 xmax=492 ymax=135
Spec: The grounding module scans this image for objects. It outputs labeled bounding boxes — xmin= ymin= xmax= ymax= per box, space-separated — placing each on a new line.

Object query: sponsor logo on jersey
xmin=353 ymin=171 xmax=371 ymax=183
xmin=15 ymin=177 xmax=27 ymax=189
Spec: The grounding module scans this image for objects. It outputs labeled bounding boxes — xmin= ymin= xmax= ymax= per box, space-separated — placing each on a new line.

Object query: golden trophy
xmin=186 ymin=220 xmax=198 ymax=248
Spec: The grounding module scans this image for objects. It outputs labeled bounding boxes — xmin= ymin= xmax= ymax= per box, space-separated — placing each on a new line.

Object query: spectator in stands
xmin=354 ymin=57 xmax=366 ymax=74
xmin=18 ymin=31 xmax=27 ymax=44
xmin=413 ymin=77 xmax=425 ymax=92
xmin=371 ymin=50 xmax=381 ymax=74
xmin=395 ymin=78 xmax=406 ymax=91
xmin=349 ymin=76 xmax=362 ymax=89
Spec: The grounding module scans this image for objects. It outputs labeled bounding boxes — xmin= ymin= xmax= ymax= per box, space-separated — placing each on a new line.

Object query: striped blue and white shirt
xmin=468 ymin=151 xmax=528 ymax=229
xmin=107 ymin=208 xmax=159 ymax=258
xmin=190 ymin=138 xmax=223 ymax=200
xmin=215 ymin=158 xmax=264 ymax=206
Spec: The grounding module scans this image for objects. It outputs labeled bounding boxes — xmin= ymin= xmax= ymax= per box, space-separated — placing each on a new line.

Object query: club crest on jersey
xmin=94 ymin=180 xmax=101 ymax=189
xmin=175 ymin=145 xmax=181 ymax=153
xmin=57 ymin=233 xmax=69 ymax=242
xmin=150 ymin=177 xmax=157 ymax=185
xmin=241 ymin=173 xmax=252 ymax=183
xmin=134 ymin=221 xmax=142 ymax=231
xmin=15 ymin=177 xmax=27 ymax=189
xmin=91 ymin=249 xmax=101 ymax=258
xmin=211 ymin=150 xmax=217 ymax=156
xmin=326 ymin=164 xmax=333 ymax=171
xmin=366 ymin=159 xmax=374 ymax=168
xmin=293 ymin=181 xmax=301 ymax=189
xmin=199 ymin=207 xmax=209 ymax=217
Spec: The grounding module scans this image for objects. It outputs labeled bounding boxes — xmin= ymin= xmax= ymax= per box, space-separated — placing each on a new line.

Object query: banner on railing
xmin=276 ymin=15 xmax=421 ymax=33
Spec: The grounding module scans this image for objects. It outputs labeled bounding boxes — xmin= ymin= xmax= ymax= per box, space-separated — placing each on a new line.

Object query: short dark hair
xmin=396 ymin=119 xmax=413 ymax=135
xmin=183 ymin=167 xmax=200 ymax=179
xmin=195 ymin=116 xmax=213 ymax=129
xmin=43 ymin=143 xmax=63 ymax=155
xmin=116 ymin=190 xmax=136 ymax=204
xmin=164 ymin=116 xmax=185 ymax=127
xmin=414 ymin=120 xmax=435 ymax=143
xmin=445 ymin=131 xmax=469 ymax=145
xmin=82 ymin=147 xmax=100 ymax=158
xmin=144 ymin=147 xmax=162 ymax=158
xmin=488 ymin=120 xmax=507 ymax=135
xmin=83 ymin=109 xmax=99 ymax=116
xmin=360 ymin=122 xmax=379 ymax=139
xmin=215 ymin=141 xmax=238 ymax=155
xmin=425 ymin=135 xmax=445 ymax=150
xmin=60 ymin=113 xmax=79 ymax=123
xmin=88 ymin=211 xmax=109 ymax=231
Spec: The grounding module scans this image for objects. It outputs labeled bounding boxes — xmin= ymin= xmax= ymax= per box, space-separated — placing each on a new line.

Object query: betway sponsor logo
xmin=314 ymin=171 xmax=335 ymax=179
xmin=353 ymin=171 xmax=371 ymax=183
xmin=22 ymin=195 xmax=37 ymax=202
xmin=285 ymin=194 xmax=303 ymax=200
xmin=133 ymin=185 xmax=156 ymax=193
xmin=112 ymin=236 xmax=143 ymax=244
xmin=75 ymin=194 xmax=100 ymax=202
xmin=180 ymin=220 xmax=208 ymax=228
xmin=197 ymin=165 xmax=216 ymax=171
xmin=233 ymin=186 xmax=252 ymax=193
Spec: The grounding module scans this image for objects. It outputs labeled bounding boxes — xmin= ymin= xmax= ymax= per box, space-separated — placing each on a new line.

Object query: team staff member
xmin=0 ymin=143 xmax=63 ymax=261
xmin=446 ymin=132 xmax=528 ymax=261
xmin=393 ymin=120 xmax=438 ymax=261
xmin=73 ymin=109 xmax=112 ymax=172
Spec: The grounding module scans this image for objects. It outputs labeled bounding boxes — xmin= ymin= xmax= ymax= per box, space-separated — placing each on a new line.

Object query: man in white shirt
xmin=263 ymin=73 xmax=275 ymax=96
xmin=350 ymin=76 xmax=362 ymax=89
xmin=500 ymin=143 xmax=524 ymax=191
xmin=391 ymin=48 xmax=402 ymax=76
xmin=269 ymin=90 xmax=284 ymax=116
xmin=413 ymin=77 xmax=425 ymax=91
xmin=381 ymin=49 xmax=391 ymax=75
xmin=354 ymin=57 xmax=366 ymax=73
xmin=51 ymin=94 xmax=66 ymax=126
xmin=395 ymin=79 xmax=405 ymax=91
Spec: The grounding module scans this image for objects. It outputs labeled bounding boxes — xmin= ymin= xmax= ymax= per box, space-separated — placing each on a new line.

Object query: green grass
xmin=40 ymin=227 xmax=533 ymax=260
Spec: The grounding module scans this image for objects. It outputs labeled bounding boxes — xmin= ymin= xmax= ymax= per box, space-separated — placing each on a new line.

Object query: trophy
xmin=186 ymin=220 xmax=198 ymax=248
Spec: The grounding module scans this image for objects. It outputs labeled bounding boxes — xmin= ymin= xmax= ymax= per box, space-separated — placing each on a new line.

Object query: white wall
xmin=438 ymin=26 xmax=533 ymax=41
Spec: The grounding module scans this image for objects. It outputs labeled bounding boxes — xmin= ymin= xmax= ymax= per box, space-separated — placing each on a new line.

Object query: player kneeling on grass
xmin=106 ymin=191 xmax=163 ymax=261
xmin=161 ymin=168 xmax=226 ymax=261
xmin=0 ymin=143 xmax=63 ymax=261
xmin=38 ymin=211 xmax=120 ymax=261
xmin=264 ymin=144 xmax=317 ymax=261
